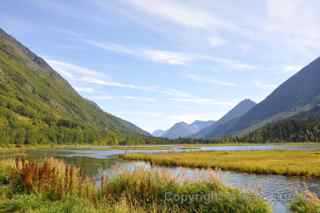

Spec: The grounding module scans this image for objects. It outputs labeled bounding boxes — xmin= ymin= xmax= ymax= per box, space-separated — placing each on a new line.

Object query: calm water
xmin=2 ymin=144 xmax=320 ymax=213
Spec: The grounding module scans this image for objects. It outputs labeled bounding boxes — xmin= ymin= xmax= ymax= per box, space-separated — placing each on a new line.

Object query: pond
xmin=2 ymin=143 xmax=320 ymax=213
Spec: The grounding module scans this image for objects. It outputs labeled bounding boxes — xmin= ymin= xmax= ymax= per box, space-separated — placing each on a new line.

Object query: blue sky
xmin=1 ymin=0 xmax=320 ymax=132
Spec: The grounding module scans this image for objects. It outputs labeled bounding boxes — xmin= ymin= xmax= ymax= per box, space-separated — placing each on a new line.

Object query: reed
xmin=0 ymin=157 xmax=270 ymax=212
xmin=9 ymin=157 xmax=96 ymax=200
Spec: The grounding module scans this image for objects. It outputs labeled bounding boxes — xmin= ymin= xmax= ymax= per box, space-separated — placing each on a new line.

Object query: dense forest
xmin=238 ymin=106 xmax=320 ymax=143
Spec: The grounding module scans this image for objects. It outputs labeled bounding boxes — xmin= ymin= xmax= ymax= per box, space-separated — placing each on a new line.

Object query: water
xmin=199 ymin=144 xmax=320 ymax=151
xmin=2 ymin=144 xmax=320 ymax=213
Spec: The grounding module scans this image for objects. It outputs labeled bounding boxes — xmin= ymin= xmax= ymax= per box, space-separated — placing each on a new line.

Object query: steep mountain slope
xmin=0 ymin=28 xmax=147 ymax=145
xmin=224 ymin=57 xmax=320 ymax=136
xmin=161 ymin=120 xmax=215 ymax=139
xmin=195 ymin=99 xmax=256 ymax=138
xmin=241 ymin=105 xmax=320 ymax=143
xmin=152 ymin=130 xmax=165 ymax=137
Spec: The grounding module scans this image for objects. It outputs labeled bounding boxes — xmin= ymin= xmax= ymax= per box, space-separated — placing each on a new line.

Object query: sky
xmin=1 ymin=0 xmax=320 ymax=133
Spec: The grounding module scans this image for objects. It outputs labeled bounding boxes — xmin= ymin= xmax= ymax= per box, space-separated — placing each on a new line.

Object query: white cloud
xmin=82 ymin=39 xmax=135 ymax=55
xmin=200 ymin=56 xmax=256 ymax=71
xmin=83 ymin=39 xmax=191 ymax=66
xmin=169 ymin=98 xmax=234 ymax=106
xmin=73 ymin=86 xmax=96 ymax=93
xmin=123 ymin=96 xmax=157 ymax=103
xmin=125 ymin=0 xmax=220 ymax=29
xmin=47 ymin=59 xmax=158 ymax=92
xmin=48 ymin=59 xmax=101 ymax=78
xmin=47 ymin=59 xmax=193 ymax=98
xmin=83 ymin=39 xmax=256 ymax=70
xmin=264 ymin=0 xmax=320 ymax=52
xmin=208 ymin=36 xmax=228 ymax=47
xmin=254 ymin=81 xmax=277 ymax=90
xmin=283 ymin=65 xmax=303 ymax=74
xmin=187 ymin=74 xmax=237 ymax=87
xmin=161 ymin=89 xmax=191 ymax=98
xmin=143 ymin=49 xmax=191 ymax=65
xmin=91 ymin=95 xmax=114 ymax=100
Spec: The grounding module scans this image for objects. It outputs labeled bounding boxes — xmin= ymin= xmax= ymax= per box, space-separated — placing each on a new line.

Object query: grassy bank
xmin=0 ymin=157 xmax=270 ymax=213
xmin=290 ymin=191 xmax=320 ymax=213
xmin=122 ymin=150 xmax=320 ymax=177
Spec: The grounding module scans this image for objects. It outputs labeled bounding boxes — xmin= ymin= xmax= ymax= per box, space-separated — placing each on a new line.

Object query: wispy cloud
xmin=82 ymin=40 xmax=135 ymax=55
xmin=186 ymin=74 xmax=237 ymax=87
xmin=73 ymin=86 xmax=96 ymax=93
xmin=254 ymin=81 xmax=277 ymax=90
xmin=143 ymin=49 xmax=191 ymax=65
xmin=83 ymin=39 xmax=255 ymax=70
xmin=169 ymin=97 xmax=234 ymax=106
xmin=160 ymin=89 xmax=191 ymax=98
xmin=47 ymin=59 xmax=192 ymax=98
xmin=282 ymin=65 xmax=303 ymax=74
xmin=48 ymin=59 xmax=156 ymax=92
xmin=91 ymin=95 xmax=114 ymax=100
xmin=208 ymin=36 xmax=228 ymax=47
xmin=48 ymin=59 xmax=101 ymax=78
xmin=125 ymin=0 xmax=221 ymax=30
xmin=83 ymin=39 xmax=191 ymax=65
xmin=123 ymin=96 xmax=157 ymax=103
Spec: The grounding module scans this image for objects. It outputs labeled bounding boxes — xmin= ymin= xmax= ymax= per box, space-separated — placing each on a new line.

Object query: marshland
xmin=1 ymin=144 xmax=320 ymax=212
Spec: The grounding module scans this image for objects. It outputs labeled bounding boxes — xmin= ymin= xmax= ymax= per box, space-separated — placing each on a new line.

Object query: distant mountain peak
xmin=194 ymin=98 xmax=256 ymax=139
xmin=174 ymin=121 xmax=189 ymax=126
xmin=161 ymin=120 xmax=215 ymax=139
xmin=152 ymin=130 xmax=165 ymax=137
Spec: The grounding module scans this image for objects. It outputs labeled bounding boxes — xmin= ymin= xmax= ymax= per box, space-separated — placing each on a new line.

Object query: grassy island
xmin=122 ymin=150 xmax=320 ymax=177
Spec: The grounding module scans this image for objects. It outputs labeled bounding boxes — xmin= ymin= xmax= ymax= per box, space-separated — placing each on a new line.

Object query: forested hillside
xmin=0 ymin=28 xmax=148 ymax=145
xmin=224 ymin=57 xmax=320 ymax=137
xmin=240 ymin=106 xmax=320 ymax=143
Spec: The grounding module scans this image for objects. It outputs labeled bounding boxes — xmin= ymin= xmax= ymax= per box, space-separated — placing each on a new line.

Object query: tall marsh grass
xmin=0 ymin=157 xmax=271 ymax=212
xmin=290 ymin=191 xmax=320 ymax=213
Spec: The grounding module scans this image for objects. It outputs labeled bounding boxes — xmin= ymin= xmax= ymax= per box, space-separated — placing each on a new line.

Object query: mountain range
xmin=153 ymin=120 xmax=215 ymax=139
xmin=0 ymin=28 xmax=147 ymax=145
xmin=194 ymin=99 xmax=256 ymax=138
xmin=221 ymin=57 xmax=320 ymax=138
xmin=159 ymin=55 xmax=320 ymax=141
xmin=195 ymin=57 xmax=320 ymax=140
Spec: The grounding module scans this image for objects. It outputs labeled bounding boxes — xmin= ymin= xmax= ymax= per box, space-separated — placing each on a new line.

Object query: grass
xmin=122 ymin=150 xmax=320 ymax=177
xmin=0 ymin=157 xmax=270 ymax=213
xmin=290 ymin=191 xmax=320 ymax=213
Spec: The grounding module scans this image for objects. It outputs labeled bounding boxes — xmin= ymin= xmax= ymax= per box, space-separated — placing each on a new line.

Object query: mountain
xmin=0 ymin=28 xmax=147 ymax=145
xmin=195 ymin=99 xmax=256 ymax=138
xmin=191 ymin=120 xmax=216 ymax=131
xmin=240 ymin=105 xmax=320 ymax=143
xmin=222 ymin=57 xmax=320 ymax=137
xmin=161 ymin=120 xmax=215 ymax=139
xmin=152 ymin=130 xmax=165 ymax=137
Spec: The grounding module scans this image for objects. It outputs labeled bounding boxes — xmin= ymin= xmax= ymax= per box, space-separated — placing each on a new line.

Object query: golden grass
xmin=0 ymin=157 xmax=270 ymax=213
xmin=122 ymin=150 xmax=320 ymax=177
